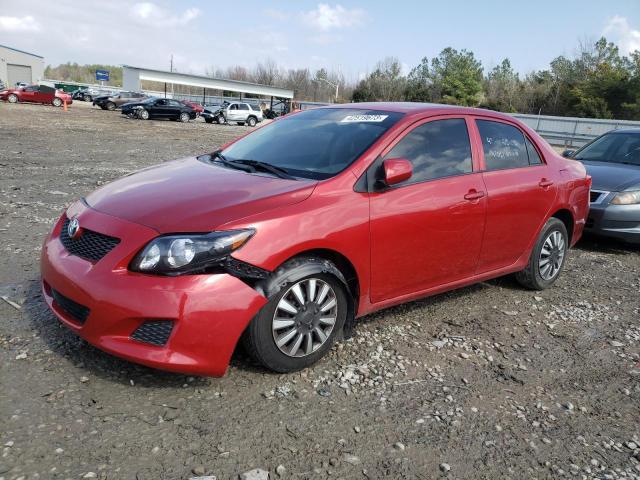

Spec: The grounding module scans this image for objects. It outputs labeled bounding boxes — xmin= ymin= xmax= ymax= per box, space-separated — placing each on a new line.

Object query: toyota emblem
xmin=67 ymin=218 xmax=81 ymax=239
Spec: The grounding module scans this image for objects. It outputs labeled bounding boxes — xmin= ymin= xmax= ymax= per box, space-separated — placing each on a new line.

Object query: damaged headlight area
xmin=130 ymin=229 xmax=257 ymax=276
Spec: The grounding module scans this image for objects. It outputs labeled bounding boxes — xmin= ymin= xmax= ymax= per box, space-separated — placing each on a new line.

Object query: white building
xmin=0 ymin=44 xmax=45 ymax=86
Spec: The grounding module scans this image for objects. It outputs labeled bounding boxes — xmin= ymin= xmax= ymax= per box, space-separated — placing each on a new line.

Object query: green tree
xmin=483 ymin=59 xmax=520 ymax=112
xmin=430 ymin=47 xmax=483 ymax=106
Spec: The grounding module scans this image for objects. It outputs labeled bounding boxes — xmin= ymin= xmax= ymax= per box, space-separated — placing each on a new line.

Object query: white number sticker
xmin=341 ymin=114 xmax=388 ymax=123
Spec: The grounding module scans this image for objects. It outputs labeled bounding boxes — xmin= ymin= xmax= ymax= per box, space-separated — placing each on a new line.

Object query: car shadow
xmin=575 ymin=233 xmax=639 ymax=255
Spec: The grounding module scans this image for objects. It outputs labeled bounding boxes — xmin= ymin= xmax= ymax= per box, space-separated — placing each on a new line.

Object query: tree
xmin=483 ymin=59 xmax=520 ymax=112
xmin=430 ymin=48 xmax=483 ymax=106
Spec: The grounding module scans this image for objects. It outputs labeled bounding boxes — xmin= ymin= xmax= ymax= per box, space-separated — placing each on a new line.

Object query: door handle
xmin=539 ymin=179 xmax=554 ymax=188
xmin=464 ymin=190 xmax=485 ymax=201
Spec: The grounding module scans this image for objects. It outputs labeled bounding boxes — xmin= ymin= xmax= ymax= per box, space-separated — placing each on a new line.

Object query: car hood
xmin=85 ymin=156 xmax=316 ymax=232
xmin=121 ymin=101 xmax=147 ymax=108
xmin=582 ymin=161 xmax=640 ymax=192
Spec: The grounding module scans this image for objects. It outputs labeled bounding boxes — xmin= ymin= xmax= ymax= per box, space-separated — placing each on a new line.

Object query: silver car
xmin=222 ymin=102 xmax=264 ymax=127
xmin=564 ymin=128 xmax=640 ymax=243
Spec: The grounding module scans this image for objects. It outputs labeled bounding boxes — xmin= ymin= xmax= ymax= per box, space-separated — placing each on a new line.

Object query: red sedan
xmin=0 ymin=84 xmax=72 ymax=107
xmin=41 ymin=103 xmax=590 ymax=376
xmin=180 ymin=99 xmax=204 ymax=115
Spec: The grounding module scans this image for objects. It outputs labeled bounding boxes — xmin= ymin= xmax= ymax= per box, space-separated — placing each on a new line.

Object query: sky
xmin=1 ymin=0 xmax=639 ymax=81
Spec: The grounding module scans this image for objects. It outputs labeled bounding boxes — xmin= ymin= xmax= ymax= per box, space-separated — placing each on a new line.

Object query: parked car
xmin=563 ymin=128 xmax=640 ymax=243
xmin=121 ymin=97 xmax=196 ymax=122
xmin=180 ymin=100 xmax=204 ymax=115
xmin=41 ymin=103 xmax=590 ymax=377
xmin=203 ymin=101 xmax=263 ymax=126
xmin=72 ymin=87 xmax=118 ymax=102
xmin=0 ymin=84 xmax=72 ymax=107
xmin=0 ymin=79 xmax=5 ymax=91
xmin=94 ymin=91 xmax=148 ymax=110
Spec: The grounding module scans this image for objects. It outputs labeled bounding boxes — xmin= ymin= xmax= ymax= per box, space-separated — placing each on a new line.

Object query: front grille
xmin=585 ymin=217 xmax=595 ymax=229
xmin=60 ymin=217 xmax=120 ymax=262
xmin=131 ymin=320 xmax=174 ymax=346
xmin=51 ymin=289 xmax=90 ymax=324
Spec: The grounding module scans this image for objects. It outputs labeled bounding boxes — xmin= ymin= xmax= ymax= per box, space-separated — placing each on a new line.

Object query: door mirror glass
xmin=561 ymin=149 xmax=576 ymax=158
xmin=383 ymin=158 xmax=413 ymax=186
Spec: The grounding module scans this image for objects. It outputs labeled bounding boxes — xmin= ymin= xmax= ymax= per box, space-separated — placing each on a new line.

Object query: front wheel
xmin=243 ymin=258 xmax=349 ymax=373
xmin=84 ymin=95 xmax=92 ymax=102
xmin=106 ymin=101 xmax=116 ymax=111
xmin=515 ymin=217 xmax=568 ymax=290
xmin=138 ymin=109 xmax=150 ymax=120
xmin=247 ymin=116 xmax=257 ymax=127
xmin=216 ymin=115 xmax=226 ymax=125
xmin=7 ymin=94 xmax=18 ymax=103
xmin=179 ymin=112 xmax=190 ymax=123
xmin=52 ymin=97 xmax=62 ymax=107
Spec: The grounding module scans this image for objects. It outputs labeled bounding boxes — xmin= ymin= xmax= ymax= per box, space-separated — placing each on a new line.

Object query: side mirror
xmin=562 ymin=149 xmax=576 ymax=158
xmin=383 ymin=158 xmax=412 ymax=186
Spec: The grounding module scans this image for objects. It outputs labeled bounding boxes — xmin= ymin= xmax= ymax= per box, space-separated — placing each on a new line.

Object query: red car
xmin=180 ymin=100 xmax=204 ymax=115
xmin=0 ymin=84 xmax=72 ymax=107
xmin=41 ymin=103 xmax=590 ymax=376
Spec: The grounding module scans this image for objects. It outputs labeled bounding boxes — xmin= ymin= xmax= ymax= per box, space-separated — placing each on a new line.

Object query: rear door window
xmin=383 ymin=118 xmax=473 ymax=184
xmin=525 ymin=138 xmax=543 ymax=165
xmin=476 ymin=120 xmax=529 ymax=170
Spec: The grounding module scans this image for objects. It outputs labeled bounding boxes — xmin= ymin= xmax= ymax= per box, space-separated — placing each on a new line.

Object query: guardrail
xmin=510 ymin=113 xmax=640 ymax=148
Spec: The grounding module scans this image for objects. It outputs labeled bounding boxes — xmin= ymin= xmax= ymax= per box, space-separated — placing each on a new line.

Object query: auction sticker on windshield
xmin=341 ymin=114 xmax=389 ymax=123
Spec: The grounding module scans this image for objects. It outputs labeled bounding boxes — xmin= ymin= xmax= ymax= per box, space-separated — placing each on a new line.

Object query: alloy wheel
xmin=538 ymin=230 xmax=565 ymax=281
xmin=272 ymin=278 xmax=338 ymax=357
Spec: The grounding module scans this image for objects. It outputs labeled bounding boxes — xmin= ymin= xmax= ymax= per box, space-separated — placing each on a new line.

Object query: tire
xmin=85 ymin=95 xmax=92 ymax=102
xmin=243 ymin=257 xmax=350 ymax=373
xmin=247 ymin=116 xmax=257 ymax=127
xmin=7 ymin=94 xmax=18 ymax=103
xmin=52 ymin=97 xmax=62 ymax=107
xmin=179 ymin=112 xmax=190 ymax=123
xmin=205 ymin=117 xmax=214 ymax=124
xmin=515 ymin=217 xmax=568 ymax=290
xmin=138 ymin=109 xmax=150 ymax=120
xmin=216 ymin=115 xmax=226 ymax=125
xmin=100 ymin=105 xmax=107 ymax=110
xmin=106 ymin=101 xmax=116 ymax=111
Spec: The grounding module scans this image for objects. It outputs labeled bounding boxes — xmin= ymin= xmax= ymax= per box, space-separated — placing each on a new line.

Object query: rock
xmin=15 ymin=352 xmax=27 ymax=360
xmin=55 ymin=448 xmax=64 ymax=454
xmin=534 ymin=296 xmax=543 ymax=302
xmin=393 ymin=442 xmax=405 ymax=451
xmin=459 ymin=352 xmax=470 ymax=359
xmin=627 ymin=441 xmax=638 ymax=450
xmin=240 ymin=469 xmax=269 ymax=480
xmin=432 ymin=340 xmax=447 ymax=348
xmin=609 ymin=340 xmax=624 ymax=347
xmin=354 ymin=426 xmax=361 ymax=433
xmin=564 ymin=402 xmax=575 ymax=411
xmin=343 ymin=454 xmax=360 ymax=465
xmin=317 ymin=388 xmax=331 ymax=397
xmin=276 ymin=465 xmax=286 ymax=477
xmin=502 ymin=311 xmax=518 ymax=316
xmin=192 ymin=466 xmax=205 ymax=476
xmin=80 ymin=376 xmax=90 ymax=383
xmin=189 ymin=477 xmax=216 ymax=480
xmin=4 ymin=441 xmax=14 ymax=447
xmin=440 ymin=463 xmax=451 ymax=473
xmin=83 ymin=473 xmax=97 ymax=479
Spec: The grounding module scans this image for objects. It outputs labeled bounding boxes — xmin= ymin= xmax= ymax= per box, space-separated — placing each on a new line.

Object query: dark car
xmin=563 ymin=128 xmax=640 ymax=243
xmin=41 ymin=103 xmax=590 ymax=376
xmin=121 ymin=97 xmax=197 ymax=122
xmin=94 ymin=91 xmax=148 ymax=110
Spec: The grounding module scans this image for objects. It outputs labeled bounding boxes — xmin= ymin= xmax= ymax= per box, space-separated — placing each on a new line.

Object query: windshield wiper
xmin=209 ymin=150 xmax=255 ymax=173
xmin=232 ymin=159 xmax=296 ymax=180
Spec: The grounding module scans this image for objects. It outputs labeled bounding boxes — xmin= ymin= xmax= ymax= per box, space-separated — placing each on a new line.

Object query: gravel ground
xmin=0 ymin=102 xmax=639 ymax=480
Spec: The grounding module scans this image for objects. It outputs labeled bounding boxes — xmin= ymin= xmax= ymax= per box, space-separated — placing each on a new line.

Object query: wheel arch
xmin=550 ymin=208 xmax=575 ymax=245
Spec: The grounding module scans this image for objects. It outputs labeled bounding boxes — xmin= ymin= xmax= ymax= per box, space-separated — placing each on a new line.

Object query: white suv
xmin=220 ymin=102 xmax=264 ymax=127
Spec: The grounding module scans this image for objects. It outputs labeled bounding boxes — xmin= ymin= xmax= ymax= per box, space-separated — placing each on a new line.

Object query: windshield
xmin=574 ymin=132 xmax=640 ymax=166
xmin=221 ymin=108 xmax=404 ymax=180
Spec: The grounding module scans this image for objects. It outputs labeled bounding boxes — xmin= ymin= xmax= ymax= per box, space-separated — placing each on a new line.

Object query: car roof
xmin=608 ymin=128 xmax=640 ymax=134
xmin=323 ymin=102 xmax=516 ymax=121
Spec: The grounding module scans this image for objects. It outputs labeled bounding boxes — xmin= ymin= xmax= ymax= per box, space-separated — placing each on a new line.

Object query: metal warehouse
xmin=0 ymin=44 xmax=45 ymax=86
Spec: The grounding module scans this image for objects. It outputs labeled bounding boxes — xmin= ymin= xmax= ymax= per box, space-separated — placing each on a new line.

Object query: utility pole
xmin=312 ymin=77 xmax=339 ymax=103
xmin=170 ymin=54 xmax=173 ymax=73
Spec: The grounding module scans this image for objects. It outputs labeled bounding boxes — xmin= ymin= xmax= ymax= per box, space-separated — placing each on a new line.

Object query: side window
xmin=239 ymin=104 xmax=250 ymax=110
xmin=230 ymin=104 xmax=238 ymax=110
xmin=383 ymin=118 xmax=473 ymax=184
xmin=525 ymin=137 xmax=543 ymax=165
xmin=477 ymin=120 xmax=529 ymax=170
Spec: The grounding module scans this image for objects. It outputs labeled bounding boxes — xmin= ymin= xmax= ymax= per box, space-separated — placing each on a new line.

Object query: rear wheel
xmin=138 ymin=109 xmax=150 ymax=120
xmin=205 ymin=117 xmax=214 ymax=124
xmin=247 ymin=116 xmax=257 ymax=127
xmin=515 ymin=217 xmax=568 ymax=290
xmin=106 ymin=101 xmax=116 ymax=111
xmin=84 ymin=95 xmax=92 ymax=102
xmin=7 ymin=94 xmax=18 ymax=103
xmin=243 ymin=258 xmax=349 ymax=373
xmin=179 ymin=112 xmax=190 ymax=123
xmin=52 ymin=97 xmax=62 ymax=107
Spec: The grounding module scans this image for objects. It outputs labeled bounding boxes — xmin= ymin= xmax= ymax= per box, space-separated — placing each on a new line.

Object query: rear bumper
xmin=40 ymin=203 xmax=268 ymax=376
xmin=585 ymin=200 xmax=640 ymax=244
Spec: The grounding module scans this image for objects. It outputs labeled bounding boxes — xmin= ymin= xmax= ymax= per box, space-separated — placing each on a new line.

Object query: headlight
xmin=611 ymin=190 xmax=640 ymax=205
xmin=130 ymin=229 xmax=255 ymax=275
